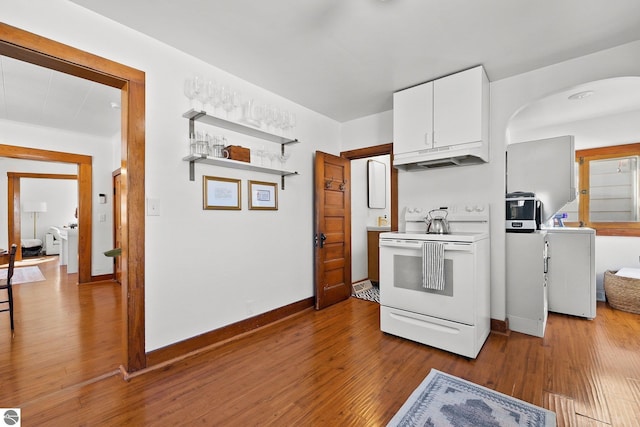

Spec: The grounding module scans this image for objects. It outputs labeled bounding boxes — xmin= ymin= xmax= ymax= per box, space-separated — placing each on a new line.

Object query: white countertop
xmin=367 ymin=226 xmax=391 ymax=231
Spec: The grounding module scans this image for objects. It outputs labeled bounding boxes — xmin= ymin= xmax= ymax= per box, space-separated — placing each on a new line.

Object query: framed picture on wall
xmin=248 ymin=180 xmax=278 ymax=210
xmin=203 ymin=176 xmax=241 ymax=210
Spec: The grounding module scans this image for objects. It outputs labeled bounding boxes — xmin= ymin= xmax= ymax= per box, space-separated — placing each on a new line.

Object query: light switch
xmin=147 ymin=198 xmax=160 ymax=216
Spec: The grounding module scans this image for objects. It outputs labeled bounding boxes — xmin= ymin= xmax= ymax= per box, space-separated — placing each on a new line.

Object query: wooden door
xmin=113 ymin=169 xmax=122 ymax=283
xmin=314 ymin=151 xmax=351 ymax=310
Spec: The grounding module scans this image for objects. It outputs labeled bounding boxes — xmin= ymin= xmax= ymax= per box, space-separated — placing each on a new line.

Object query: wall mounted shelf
xmin=183 ymin=109 xmax=300 ymax=189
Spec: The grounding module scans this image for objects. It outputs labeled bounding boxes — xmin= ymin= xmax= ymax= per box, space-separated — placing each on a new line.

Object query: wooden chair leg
xmin=8 ymin=286 xmax=14 ymax=331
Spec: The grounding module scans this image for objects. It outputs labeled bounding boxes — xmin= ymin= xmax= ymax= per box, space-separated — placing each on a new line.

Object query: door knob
xmin=318 ymin=233 xmax=327 ymax=248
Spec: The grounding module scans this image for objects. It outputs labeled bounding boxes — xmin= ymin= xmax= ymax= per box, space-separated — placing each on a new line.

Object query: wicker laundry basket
xmin=604 ymin=270 xmax=640 ymax=314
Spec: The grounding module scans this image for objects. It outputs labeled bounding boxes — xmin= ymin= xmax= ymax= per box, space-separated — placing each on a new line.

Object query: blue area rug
xmin=387 ymin=369 xmax=556 ymax=427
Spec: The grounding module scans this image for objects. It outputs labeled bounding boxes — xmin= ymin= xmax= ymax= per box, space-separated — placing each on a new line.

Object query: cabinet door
xmin=367 ymin=231 xmax=381 ymax=283
xmin=393 ymin=81 xmax=433 ymax=155
xmin=433 ymin=66 xmax=484 ymax=148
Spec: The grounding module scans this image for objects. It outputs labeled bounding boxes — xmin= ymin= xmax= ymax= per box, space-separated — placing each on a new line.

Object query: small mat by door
xmin=351 ymin=279 xmax=380 ymax=303
xmin=388 ymin=369 xmax=556 ymax=426
xmin=0 ymin=266 xmax=46 ymax=285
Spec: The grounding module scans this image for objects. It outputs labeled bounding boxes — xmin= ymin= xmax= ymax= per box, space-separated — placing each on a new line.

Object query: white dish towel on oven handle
xmin=422 ymin=241 xmax=445 ymax=290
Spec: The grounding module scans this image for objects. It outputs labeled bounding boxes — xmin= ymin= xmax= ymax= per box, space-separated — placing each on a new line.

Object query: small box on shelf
xmin=225 ymin=145 xmax=250 ymax=163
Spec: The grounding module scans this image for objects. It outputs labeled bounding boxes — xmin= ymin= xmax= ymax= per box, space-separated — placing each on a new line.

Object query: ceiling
xmin=2 ymin=1 xmax=640 ymax=138
xmin=68 ymin=0 xmax=640 ymax=123
xmin=0 ymin=55 xmax=121 ymax=137
xmin=509 ymin=77 xmax=640 ymax=149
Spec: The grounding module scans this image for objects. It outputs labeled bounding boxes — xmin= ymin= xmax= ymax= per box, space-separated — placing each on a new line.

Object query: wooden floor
xmin=2 ymin=261 xmax=640 ymax=426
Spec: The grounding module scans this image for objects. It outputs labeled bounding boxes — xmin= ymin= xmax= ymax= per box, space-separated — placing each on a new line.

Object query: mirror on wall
xmin=367 ymin=160 xmax=386 ymax=209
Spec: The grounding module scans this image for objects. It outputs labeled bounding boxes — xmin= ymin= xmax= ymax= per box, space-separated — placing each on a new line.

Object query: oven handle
xmin=379 ymin=240 xmax=472 ymax=251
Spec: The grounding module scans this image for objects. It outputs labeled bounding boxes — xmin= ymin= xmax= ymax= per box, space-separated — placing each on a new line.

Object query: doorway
xmin=0 ymin=23 xmax=146 ymax=372
xmin=341 ymin=143 xmax=398 ymax=290
xmin=3 ymin=148 xmax=91 ymax=280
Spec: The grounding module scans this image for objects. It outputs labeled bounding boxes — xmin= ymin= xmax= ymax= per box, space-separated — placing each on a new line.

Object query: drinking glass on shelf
xmin=188 ymin=132 xmax=197 ymax=155
xmin=195 ymin=131 xmax=208 ymax=156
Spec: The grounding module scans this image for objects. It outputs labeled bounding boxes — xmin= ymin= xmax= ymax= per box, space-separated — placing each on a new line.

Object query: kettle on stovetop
xmin=425 ymin=209 xmax=450 ymax=234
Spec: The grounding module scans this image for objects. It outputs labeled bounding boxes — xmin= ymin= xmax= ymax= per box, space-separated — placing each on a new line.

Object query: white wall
xmin=0 ymin=119 xmax=117 ymax=275
xmin=20 ymin=178 xmax=77 ymax=242
xmin=341 ymin=110 xmax=393 ymax=151
xmin=3 ymin=0 xmax=341 ymax=351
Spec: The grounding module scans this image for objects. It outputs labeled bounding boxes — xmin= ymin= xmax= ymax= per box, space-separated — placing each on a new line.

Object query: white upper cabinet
xmin=433 ymin=66 xmax=487 ymax=149
xmin=393 ymin=65 xmax=489 ymax=158
xmin=393 ymin=81 xmax=433 ymax=155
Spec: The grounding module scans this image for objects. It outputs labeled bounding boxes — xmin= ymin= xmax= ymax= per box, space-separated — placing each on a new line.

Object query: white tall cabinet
xmin=506 ymin=231 xmax=549 ymax=338
xmin=393 ymin=65 xmax=489 ymax=155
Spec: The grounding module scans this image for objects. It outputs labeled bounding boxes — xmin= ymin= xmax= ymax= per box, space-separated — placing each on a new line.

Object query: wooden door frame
xmin=0 ymin=23 xmax=146 ymax=372
xmin=340 ymin=143 xmax=398 ymax=231
xmin=112 ymin=168 xmax=122 ymax=283
xmin=5 ymin=171 xmax=79 ymax=264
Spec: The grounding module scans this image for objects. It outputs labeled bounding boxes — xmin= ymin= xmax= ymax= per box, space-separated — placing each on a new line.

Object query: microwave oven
xmin=505 ymin=192 xmax=541 ymax=232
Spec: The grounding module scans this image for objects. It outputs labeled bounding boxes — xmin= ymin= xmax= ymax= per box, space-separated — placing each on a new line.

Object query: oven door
xmin=379 ymin=238 xmax=477 ymax=325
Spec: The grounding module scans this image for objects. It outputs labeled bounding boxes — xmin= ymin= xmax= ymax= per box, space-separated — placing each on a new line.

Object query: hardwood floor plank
xmin=545 ymin=392 xmax=577 ymax=427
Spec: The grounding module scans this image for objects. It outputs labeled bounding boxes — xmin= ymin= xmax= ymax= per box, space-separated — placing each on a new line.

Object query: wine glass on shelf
xmin=221 ymin=85 xmax=235 ymax=118
xmin=279 ymin=151 xmax=291 ymax=169
xmin=254 ymin=103 xmax=265 ymax=128
xmin=266 ymin=150 xmax=278 ymax=168
xmin=289 ymin=112 xmax=297 ymax=135
xmin=192 ymin=76 xmax=204 ymax=111
xmin=183 ymin=78 xmax=196 ymax=109
xmin=254 ymin=145 xmax=266 ymax=166
xmin=280 ymin=111 xmax=290 ymax=134
xmin=205 ymin=80 xmax=218 ymax=114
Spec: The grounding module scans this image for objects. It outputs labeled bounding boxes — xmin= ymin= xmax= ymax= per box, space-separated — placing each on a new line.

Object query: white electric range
xmin=379 ymin=203 xmax=491 ymax=358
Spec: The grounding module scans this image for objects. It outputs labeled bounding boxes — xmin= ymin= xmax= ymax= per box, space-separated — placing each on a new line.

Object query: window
xmin=561 ymin=143 xmax=640 ymax=236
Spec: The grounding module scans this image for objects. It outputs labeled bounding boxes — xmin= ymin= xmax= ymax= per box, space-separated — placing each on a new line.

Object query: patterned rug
xmin=352 ymin=285 xmax=379 ymax=303
xmin=387 ymin=369 xmax=556 ymax=426
xmin=0 ymin=266 xmax=46 ymax=285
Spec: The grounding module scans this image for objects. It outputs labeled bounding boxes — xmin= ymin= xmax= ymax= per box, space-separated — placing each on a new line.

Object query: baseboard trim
xmin=490 ymin=318 xmax=510 ymax=336
xmin=91 ymin=273 xmax=115 ymax=282
xmin=146 ymin=297 xmax=315 ymax=367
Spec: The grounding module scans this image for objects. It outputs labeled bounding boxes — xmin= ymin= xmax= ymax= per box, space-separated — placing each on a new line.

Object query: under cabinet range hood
xmin=393 ymin=140 xmax=489 ymax=170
